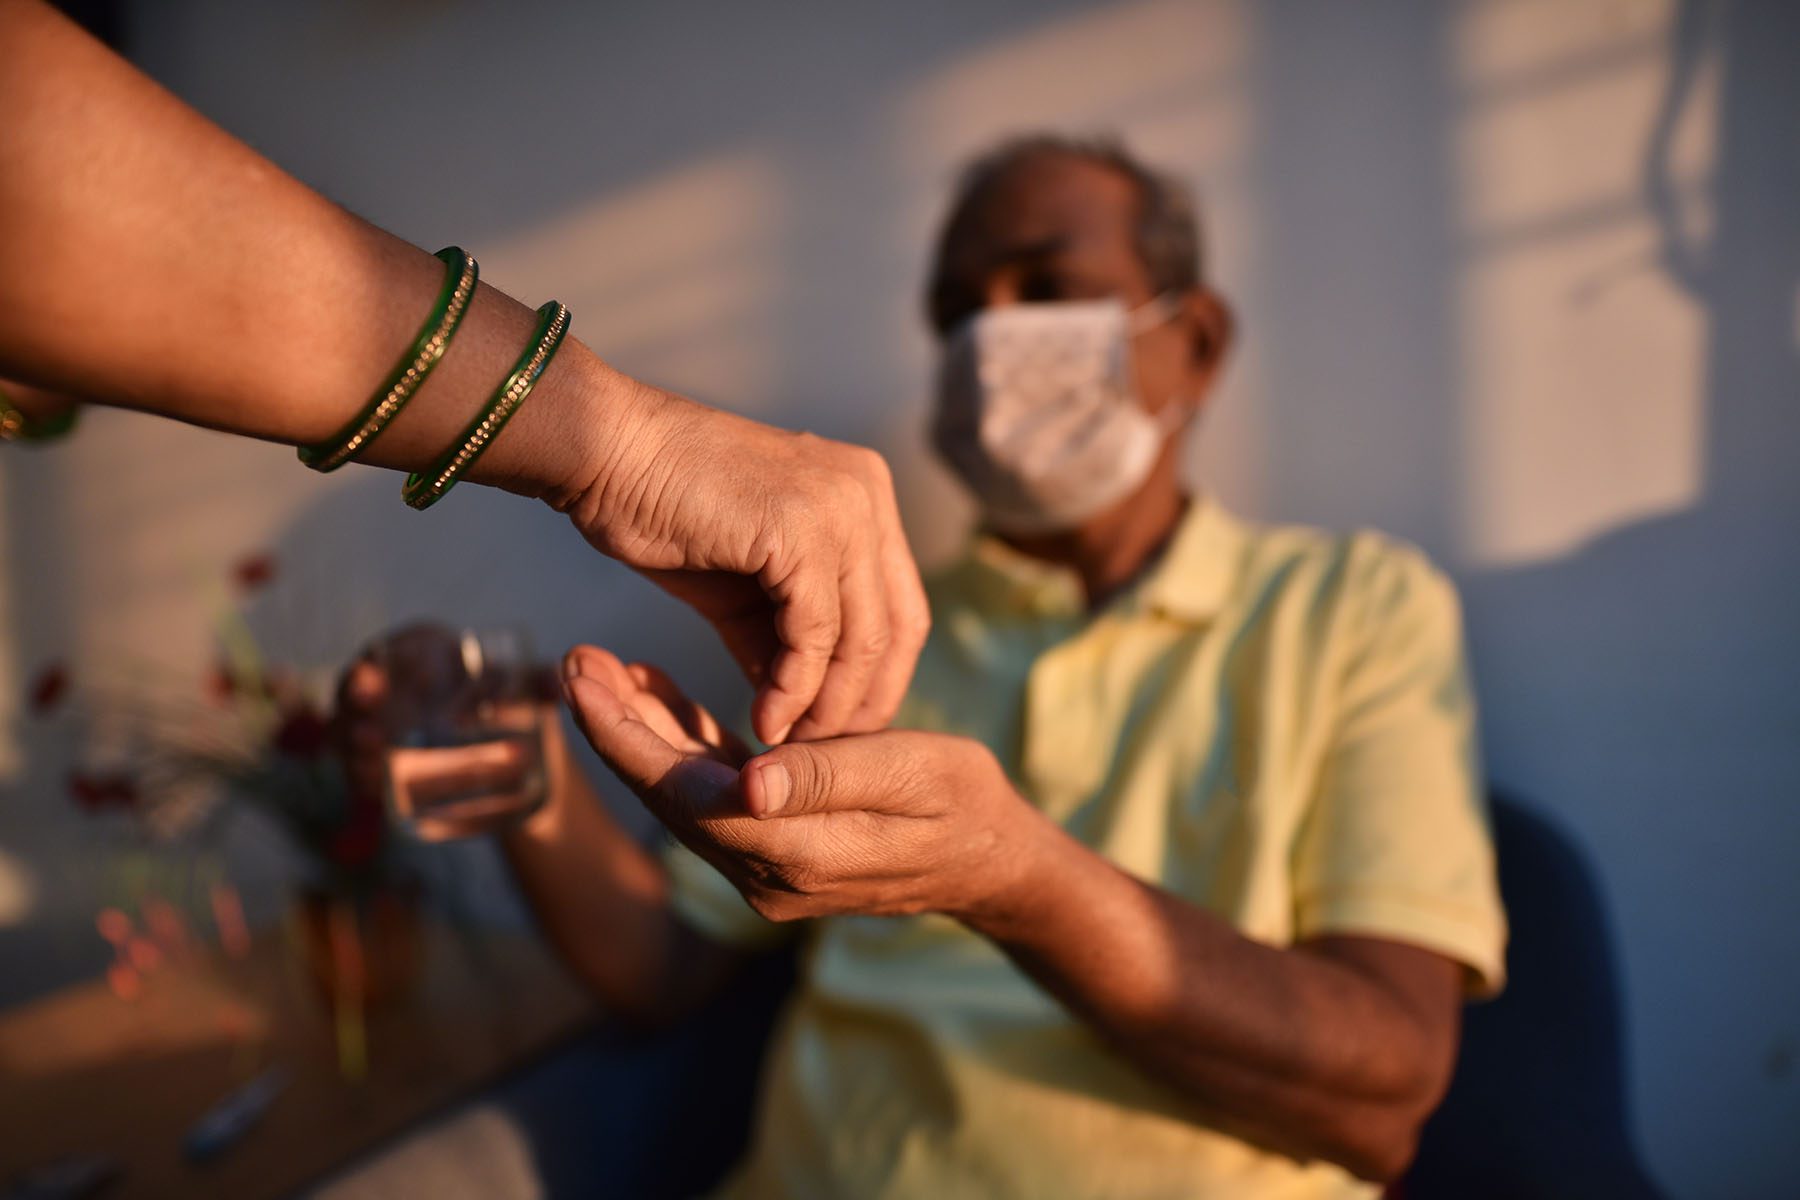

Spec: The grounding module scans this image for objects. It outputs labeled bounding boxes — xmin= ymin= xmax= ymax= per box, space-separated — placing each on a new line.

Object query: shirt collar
xmin=958 ymin=496 xmax=1246 ymax=625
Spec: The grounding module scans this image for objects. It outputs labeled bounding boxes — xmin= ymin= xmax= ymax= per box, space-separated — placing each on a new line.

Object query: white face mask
xmin=932 ymin=295 xmax=1185 ymax=536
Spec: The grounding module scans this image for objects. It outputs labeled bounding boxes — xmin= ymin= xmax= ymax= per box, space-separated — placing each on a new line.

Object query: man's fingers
xmin=740 ymin=733 xmax=925 ymax=820
xmin=562 ymin=644 xmax=636 ymax=695
xmin=562 ymin=673 xmax=682 ymax=794
xmin=754 ymin=557 xmax=841 ymax=745
xmin=628 ymin=661 xmax=751 ymax=763
xmin=563 ymin=651 xmax=741 ymax=821
xmin=388 ymin=740 xmax=534 ymax=823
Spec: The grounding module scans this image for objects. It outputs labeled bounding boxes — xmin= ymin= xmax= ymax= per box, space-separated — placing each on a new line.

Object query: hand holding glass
xmin=374 ymin=626 xmax=552 ymax=840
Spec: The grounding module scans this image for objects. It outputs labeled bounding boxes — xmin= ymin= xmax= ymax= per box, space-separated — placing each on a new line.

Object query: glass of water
xmin=374 ymin=625 xmax=551 ymax=840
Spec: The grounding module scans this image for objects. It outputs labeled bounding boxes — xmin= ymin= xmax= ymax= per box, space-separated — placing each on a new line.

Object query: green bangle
xmin=0 ymin=385 xmax=80 ymax=443
xmin=401 ymin=300 xmax=571 ymax=511
xmin=297 ymin=246 xmax=479 ymax=472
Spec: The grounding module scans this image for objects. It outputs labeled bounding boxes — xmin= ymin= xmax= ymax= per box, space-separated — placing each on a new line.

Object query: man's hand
xmin=566 ymin=389 xmax=930 ymax=747
xmin=559 ymin=644 xmax=1465 ymax=1182
xmin=558 ymin=644 xmax=1045 ymax=924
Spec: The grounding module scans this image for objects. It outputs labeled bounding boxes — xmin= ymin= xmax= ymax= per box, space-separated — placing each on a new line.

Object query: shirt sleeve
xmin=1291 ymin=537 xmax=1508 ymax=996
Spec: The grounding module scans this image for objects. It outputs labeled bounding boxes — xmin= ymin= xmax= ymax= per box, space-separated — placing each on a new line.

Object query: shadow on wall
xmin=1460 ymin=0 xmax=1800 ymax=1190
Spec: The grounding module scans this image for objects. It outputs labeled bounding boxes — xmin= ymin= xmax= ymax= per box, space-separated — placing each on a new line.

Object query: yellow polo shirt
xmin=665 ymin=499 xmax=1507 ymax=1199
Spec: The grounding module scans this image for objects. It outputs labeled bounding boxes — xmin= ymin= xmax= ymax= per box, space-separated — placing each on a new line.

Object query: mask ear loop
xmin=1123 ymin=292 xmax=1199 ymax=433
xmin=1126 ymin=291 xmax=1182 ymax=334
xmin=1153 ymin=395 xmax=1195 ymax=436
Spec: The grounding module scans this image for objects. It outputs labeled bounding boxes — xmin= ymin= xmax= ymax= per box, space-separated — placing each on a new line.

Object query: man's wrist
xmin=948 ymin=800 xmax=1081 ymax=940
xmin=506 ymin=728 xmax=595 ymax=845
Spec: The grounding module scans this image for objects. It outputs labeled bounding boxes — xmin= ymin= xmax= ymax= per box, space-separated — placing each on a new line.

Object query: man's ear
xmin=1180 ymin=288 xmax=1235 ymax=381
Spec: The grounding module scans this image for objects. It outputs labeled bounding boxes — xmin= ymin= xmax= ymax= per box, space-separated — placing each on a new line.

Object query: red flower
xmin=232 ymin=553 xmax=277 ymax=592
xmin=28 ymin=662 xmax=69 ymax=716
xmin=272 ymin=703 xmax=330 ymax=760
xmin=68 ymin=769 xmax=141 ymax=813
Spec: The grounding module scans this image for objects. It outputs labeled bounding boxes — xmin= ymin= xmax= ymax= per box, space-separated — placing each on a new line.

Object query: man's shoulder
xmin=1229 ymin=515 xmax=1456 ymax=618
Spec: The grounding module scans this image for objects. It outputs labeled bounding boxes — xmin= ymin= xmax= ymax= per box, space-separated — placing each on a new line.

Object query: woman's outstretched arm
xmin=0 ymin=0 xmax=928 ymax=743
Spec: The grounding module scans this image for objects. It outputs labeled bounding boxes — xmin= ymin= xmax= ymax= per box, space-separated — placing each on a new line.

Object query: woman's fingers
xmin=765 ymin=447 xmax=926 ymax=742
xmin=785 ymin=523 xmax=890 ymax=742
xmin=753 ymin=550 xmax=841 ymax=745
xmin=578 ymin=397 xmax=926 ymax=745
xmin=843 ymin=463 xmax=930 ymax=735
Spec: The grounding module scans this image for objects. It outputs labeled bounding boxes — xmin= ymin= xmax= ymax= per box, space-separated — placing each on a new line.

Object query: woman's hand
xmin=1 ymin=3 xmax=928 ymax=748
xmin=563 ymin=387 xmax=930 ymax=747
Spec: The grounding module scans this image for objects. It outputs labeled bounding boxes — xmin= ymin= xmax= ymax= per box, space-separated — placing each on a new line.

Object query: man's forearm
xmin=500 ymin=764 xmax=742 ymax=1027
xmin=962 ymin=815 xmax=1458 ymax=1181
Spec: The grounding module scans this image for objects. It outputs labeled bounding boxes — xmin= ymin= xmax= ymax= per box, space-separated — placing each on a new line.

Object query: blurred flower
xmin=106 ymin=961 xmax=143 ymax=1002
xmin=232 ymin=552 xmax=277 ymax=592
xmin=126 ymin=936 xmax=162 ymax=972
xmin=53 ymin=552 xmax=399 ymax=894
xmin=211 ymin=882 xmax=252 ymax=959
xmin=95 ymin=907 xmax=134 ymax=946
xmin=143 ymin=898 xmax=192 ymax=957
xmin=272 ymin=703 xmax=330 ymax=760
xmin=326 ymin=799 xmax=384 ymax=869
xmin=264 ymin=667 xmax=304 ymax=712
xmin=67 ymin=769 xmax=141 ymax=813
xmin=27 ymin=662 xmax=69 ymax=716
xmin=206 ymin=662 xmax=237 ymax=705
xmin=215 ymin=1000 xmax=258 ymax=1044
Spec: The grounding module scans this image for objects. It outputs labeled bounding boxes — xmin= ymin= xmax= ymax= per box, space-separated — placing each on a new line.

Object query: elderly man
xmin=344 ymin=134 xmax=1504 ymax=1198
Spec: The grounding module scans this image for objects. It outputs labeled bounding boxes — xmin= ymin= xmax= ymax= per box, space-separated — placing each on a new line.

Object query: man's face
xmin=930 ymin=153 xmax=1213 ymax=423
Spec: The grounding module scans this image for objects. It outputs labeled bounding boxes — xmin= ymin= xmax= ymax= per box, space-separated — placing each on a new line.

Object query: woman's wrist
xmin=546 ymin=365 xmax=701 ymax=556
xmin=456 ymin=338 xmax=653 ymax=513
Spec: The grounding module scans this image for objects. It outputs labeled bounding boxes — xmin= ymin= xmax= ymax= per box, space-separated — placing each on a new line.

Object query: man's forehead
xmin=957 ymin=156 xmax=1139 ymax=263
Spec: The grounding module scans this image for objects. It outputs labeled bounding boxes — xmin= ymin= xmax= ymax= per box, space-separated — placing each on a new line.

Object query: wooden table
xmin=0 ymin=923 xmax=597 ymax=1199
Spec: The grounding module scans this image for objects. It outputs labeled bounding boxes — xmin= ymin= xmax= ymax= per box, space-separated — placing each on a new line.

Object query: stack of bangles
xmin=294 ymin=246 xmax=572 ymax=511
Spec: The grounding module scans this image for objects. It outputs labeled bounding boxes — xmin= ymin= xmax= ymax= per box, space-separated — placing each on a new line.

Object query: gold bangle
xmin=298 ymin=247 xmax=478 ymax=472
xmin=401 ymin=301 xmax=571 ymax=511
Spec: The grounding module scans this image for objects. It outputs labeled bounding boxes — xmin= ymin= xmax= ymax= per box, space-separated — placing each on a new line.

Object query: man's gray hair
xmin=925 ymin=133 xmax=1205 ymax=334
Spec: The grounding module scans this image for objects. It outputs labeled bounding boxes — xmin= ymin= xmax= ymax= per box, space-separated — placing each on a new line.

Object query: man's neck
xmin=1001 ymin=472 xmax=1190 ymax=611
